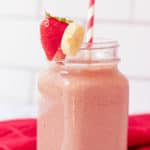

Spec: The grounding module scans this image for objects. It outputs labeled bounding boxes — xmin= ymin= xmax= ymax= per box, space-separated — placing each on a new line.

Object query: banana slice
xmin=61 ymin=23 xmax=85 ymax=56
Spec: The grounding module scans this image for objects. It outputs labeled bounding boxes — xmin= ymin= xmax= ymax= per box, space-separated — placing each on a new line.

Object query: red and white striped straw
xmin=86 ymin=0 xmax=95 ymax=46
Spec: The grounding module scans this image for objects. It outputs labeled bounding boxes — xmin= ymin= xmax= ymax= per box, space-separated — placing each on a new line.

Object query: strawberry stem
xmin=45 ymin=11 xmax=51 ymax=18
xmin=45 ymin=11 xmax=73 ymax=24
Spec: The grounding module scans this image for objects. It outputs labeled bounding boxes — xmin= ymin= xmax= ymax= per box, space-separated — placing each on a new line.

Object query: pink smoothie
xmin=38 ymin=61 xmax=129 ymax=150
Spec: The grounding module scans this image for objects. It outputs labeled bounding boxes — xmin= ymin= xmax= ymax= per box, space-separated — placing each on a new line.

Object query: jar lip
xmin=81 ymin=38 xmax=119 ymax=50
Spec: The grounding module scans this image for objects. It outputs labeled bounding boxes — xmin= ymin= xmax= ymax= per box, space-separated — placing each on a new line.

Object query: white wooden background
xmin=0 ymin=0 xmax=150 ymax=119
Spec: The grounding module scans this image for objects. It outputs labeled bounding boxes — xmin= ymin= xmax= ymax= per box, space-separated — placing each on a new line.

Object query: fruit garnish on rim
xmin=40 ymin=12 xmax=71 ymax=60
xmin=61 ymin=23 xmax=85 ymax=56
xmin=40 ymin=12 xmax=85 ymax=61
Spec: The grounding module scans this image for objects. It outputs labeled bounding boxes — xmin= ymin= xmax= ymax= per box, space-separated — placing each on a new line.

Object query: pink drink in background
xmin=38 ymin=41 xmax=129 ymax=150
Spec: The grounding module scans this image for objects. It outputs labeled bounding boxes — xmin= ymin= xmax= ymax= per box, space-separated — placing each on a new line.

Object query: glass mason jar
xmin=38 ymin=39 xmax=129 ymax=150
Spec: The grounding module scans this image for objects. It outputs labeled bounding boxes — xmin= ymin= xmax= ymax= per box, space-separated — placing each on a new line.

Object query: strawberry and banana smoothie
xmin=38 ymin=58 xmax=129 ymax=150
xmin=38 ymin=13 xmax=129 ymax=150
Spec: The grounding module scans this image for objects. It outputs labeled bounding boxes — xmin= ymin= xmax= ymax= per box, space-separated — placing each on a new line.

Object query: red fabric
xmin=128 ymin=114 xmax=150 ymax=150
xmin=0 ymin=115 xmax=150 ymax=150
xmin=0 ymin=119 xmax=36 ymax=150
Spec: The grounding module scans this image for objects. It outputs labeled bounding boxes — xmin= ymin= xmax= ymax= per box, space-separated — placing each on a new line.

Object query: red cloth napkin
xmin=0 ymin=119 xmax=36 ymax=150
xmin=128 ymin=114 xmax=150 ymax=150
xmin=0 ymin=115 xmax=150 ymax=150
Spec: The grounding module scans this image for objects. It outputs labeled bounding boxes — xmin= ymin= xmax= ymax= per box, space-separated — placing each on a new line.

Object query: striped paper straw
xmin=86 ymin=0 xmax=95 ymax=46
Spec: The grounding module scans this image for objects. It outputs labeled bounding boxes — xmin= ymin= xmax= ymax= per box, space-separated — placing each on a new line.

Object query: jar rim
xmin=81 ymin=38 xmax=119 ymax=50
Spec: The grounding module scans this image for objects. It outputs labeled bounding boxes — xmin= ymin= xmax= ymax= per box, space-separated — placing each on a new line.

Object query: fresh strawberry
xmin=40 ymin=13 xmax=72 ymax=60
